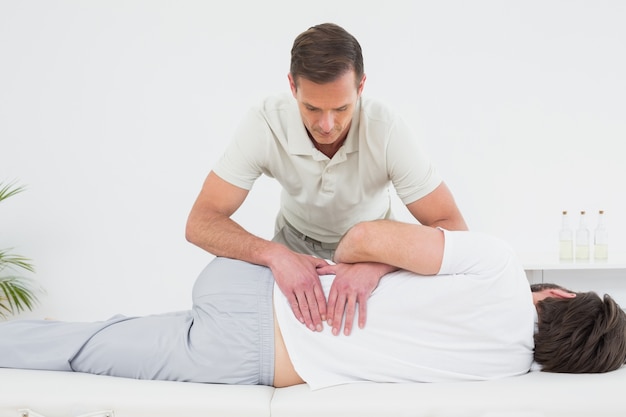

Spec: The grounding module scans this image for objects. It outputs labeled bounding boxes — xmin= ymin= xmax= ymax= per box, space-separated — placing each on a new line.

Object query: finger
xmin=332 ymin=294 xmax=347 ymax=336
xmin=313 ymin=284 xmax=327 ymax=323
xmin=326 ymin=286 xmax=338 ymax=326
xmin=357 ymin=294 xmax=368 ymax=329
xmin=287 ymin=293 xmax=304 ymax=324
xmin=316 ymin=264 xmax=337 ymax=276
xmin=305 ymin=290 xmax=324 ymax=332
xmin=295 ymin=292 xmax=315 ymax=331
xmin=343 ymin=295 xmax=357 ymax=336
xmin=313 ymin=258 xmax=331 ymax=267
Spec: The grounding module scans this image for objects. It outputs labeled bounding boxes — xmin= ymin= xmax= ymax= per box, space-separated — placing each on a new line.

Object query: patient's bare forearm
xmin=334 ymin=220 xmax=445 ymax=275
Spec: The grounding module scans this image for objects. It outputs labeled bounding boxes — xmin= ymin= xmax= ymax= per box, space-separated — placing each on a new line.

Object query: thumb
xmin=316 ymin=264 xmax=338 ymax=276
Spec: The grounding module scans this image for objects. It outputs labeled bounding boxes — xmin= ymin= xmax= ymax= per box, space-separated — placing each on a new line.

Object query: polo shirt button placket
xmin=321 ymin=168 xmax=336 ymax=194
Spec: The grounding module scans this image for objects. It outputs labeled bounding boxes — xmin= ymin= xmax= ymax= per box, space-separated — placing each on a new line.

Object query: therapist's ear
xmin=357 ymin=74 xmax=366 ymax=95
xmin=288 ymin=73 xmax=298 ymax=96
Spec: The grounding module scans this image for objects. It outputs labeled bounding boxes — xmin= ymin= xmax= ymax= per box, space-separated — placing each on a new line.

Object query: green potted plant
xmin=0 ymin=181 xmax=40 ymax=318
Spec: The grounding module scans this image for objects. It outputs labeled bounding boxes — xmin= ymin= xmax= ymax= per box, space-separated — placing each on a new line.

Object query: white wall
xmin=1 ymin=1 xmax=625 ymax=320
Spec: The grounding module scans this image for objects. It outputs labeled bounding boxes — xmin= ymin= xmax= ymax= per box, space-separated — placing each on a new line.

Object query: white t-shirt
xmin=274 ymin=230 xmax=535 ymax=390
xmin=213 ymin=93 xmax=441 ymax=242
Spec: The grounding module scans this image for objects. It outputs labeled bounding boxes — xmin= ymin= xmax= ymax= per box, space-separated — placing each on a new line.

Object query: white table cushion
xmin=0 ymin=368 xmax=274 ymax=417
xmin=271 ymin=367 xmax=626 ymax=417
xmin=3 ymin=367 xmax=626 ymax=417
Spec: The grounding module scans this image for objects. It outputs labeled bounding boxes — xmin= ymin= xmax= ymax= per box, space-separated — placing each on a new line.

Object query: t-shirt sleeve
xmin=438 ymin=229 xmax=518 ymax=278
xmin=212 ymin=108 xmax=268 ymax=190
xmin=386 ymin=116 xmax=442 ymax=204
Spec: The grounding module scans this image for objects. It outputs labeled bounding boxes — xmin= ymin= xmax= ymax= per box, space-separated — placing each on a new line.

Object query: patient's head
xmin=532 ymin=283 xmax=626 ymax=373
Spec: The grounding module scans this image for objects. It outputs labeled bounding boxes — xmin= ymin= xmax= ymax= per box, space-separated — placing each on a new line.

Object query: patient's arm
xmin=333 ymin=220 xmax=445 ymax=276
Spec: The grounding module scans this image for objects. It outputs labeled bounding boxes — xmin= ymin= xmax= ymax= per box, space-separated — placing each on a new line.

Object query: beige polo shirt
xmin=213 ymin=93 xmax=441 ymax=243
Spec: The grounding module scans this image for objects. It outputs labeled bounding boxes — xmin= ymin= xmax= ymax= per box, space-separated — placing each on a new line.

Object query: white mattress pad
xmin=2 ymin=367 xmax=626 ymax=417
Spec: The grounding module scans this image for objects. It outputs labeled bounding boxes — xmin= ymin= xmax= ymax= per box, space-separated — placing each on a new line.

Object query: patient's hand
xmin=269 ymin=250 xmax=329 ymax=332
xmin=318 ymin=262 xmax=395 ymax=336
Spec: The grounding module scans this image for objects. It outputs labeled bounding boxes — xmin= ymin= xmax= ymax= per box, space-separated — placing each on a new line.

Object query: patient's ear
xmin=533 ymin=288 xmax=576 ymax=304
xmin=548 ymin=288 xmax=577 ymax=299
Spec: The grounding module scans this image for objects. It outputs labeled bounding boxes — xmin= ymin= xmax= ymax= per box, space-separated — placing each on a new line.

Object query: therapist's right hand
xmin=269 ymin=250 xmax=329 ymax=332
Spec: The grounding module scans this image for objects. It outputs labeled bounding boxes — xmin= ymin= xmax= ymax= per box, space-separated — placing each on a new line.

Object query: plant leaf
xmin=0 ymin=276 xmax=40 ymax=318
xmin=0 ymin=249 xmax=35 ymax=273
xmin=0 ymin=181 xmax=26 ymax=204
xmin=0 ymin=180 xmax=39 ymax=318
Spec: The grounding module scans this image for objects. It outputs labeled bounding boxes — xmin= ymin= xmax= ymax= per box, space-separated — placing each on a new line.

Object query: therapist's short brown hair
xmin=290 ymin=23 xmax=364 ymax=88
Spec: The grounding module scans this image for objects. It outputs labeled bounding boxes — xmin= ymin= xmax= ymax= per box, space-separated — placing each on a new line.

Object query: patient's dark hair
xmin=534 ymin=291 xmax=626 ymax=373
xmin=290 ymin=23 xmax=364 ymax=87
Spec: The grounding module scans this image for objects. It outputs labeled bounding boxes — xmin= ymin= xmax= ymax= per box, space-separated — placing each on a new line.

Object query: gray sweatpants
xmin=0 ymin=257 xmax=275 ymax=385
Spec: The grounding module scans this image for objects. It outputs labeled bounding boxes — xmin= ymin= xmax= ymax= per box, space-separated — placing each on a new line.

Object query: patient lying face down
xmin=1 ymin=221 xmax=625 ymax=388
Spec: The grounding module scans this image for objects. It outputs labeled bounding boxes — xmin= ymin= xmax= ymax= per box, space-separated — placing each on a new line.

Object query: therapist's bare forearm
xmin=334 ymin=220 xmax=444 ymax=275
xmin=333 ymin=223 xmax=380 ymax=264
xmin=185 ymin=216 xmax=285 ymax=267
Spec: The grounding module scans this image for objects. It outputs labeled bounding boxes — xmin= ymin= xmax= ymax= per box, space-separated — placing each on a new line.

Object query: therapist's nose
xmin=318 ymin=111 xmax=334 ymax=132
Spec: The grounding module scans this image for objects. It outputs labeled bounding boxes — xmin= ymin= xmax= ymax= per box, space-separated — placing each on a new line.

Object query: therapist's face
xmin=289 ymin=70 xmax=365 ymax=150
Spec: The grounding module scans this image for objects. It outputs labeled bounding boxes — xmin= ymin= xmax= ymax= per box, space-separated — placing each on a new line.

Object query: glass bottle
xmin=559 ymin=210 xmax=573 ymax=261
xmin=575 ymin=210 xmax=590 ymax=261
xmin=594 ymin=210 xmax=608 ymax=260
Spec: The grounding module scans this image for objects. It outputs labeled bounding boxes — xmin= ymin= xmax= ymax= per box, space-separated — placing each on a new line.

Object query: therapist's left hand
xmin=317 ymin=262 xmax=396 ymax=336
